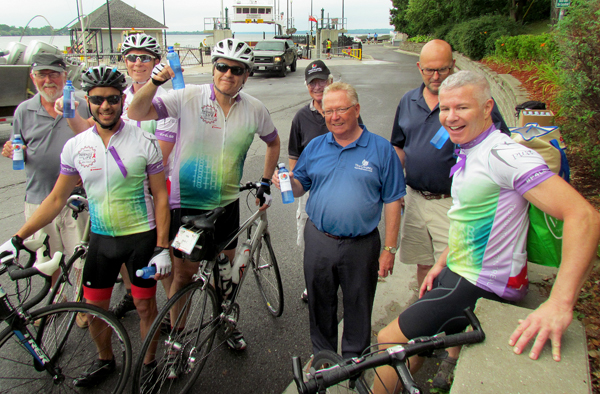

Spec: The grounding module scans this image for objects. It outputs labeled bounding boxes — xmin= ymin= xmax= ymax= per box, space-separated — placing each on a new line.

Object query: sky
xmin=1 ymin=0 xmax=394 ymax=33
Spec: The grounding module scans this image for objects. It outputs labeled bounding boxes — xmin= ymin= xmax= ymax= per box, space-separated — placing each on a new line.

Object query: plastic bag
xmin=526 ymin=205 xmax=562 ymax=268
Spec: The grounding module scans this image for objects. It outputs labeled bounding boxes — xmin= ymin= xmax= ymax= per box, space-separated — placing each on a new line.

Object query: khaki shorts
xmin=399 ymin=186 xmax=452 ymax=266
xmin=24 ymin=202 xmax=88 ymax=267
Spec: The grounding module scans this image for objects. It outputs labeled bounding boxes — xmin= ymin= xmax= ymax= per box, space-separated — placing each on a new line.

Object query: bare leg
xmin=417 ymin=264 xmax=432 ymax=288
xmin=85 ymin=299 xmax=113 ymax=360
xmin=134 ymin=296 xmax=159 ymax=364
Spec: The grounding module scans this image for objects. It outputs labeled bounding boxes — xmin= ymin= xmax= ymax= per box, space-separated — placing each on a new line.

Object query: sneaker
xmin=76 ymin=312 xmax=89 ymax=329
xmin=73 ymin=357 xmax=116 ymax=387
xmin=226 ymin=328 xmax=247 ymax=351
xmin=140 ymin=360 xmax=158 ymax=394
xmin=432 ymin=353 xmax=457 ymax=390
xmin=165 ymin=349 xmax=182 ymax=379
xmin=110 ymin=293 xmax=135 ymax=319
xmin=300 ymin=288 xmax=308 ymax=303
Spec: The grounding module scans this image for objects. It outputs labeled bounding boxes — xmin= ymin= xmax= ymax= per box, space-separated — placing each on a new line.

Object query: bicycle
xmin=0 ymin=238 xmax=132 ymax=393
xmin=132 ymin=181 xmax=284 ymax=394
xmin=292 ymin=308 xmax=486 ymax=394
xmin=46 ymin=193 xmax=90 ymax=306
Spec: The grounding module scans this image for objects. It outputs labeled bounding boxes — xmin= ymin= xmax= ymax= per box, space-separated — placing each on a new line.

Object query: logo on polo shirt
xmin=200 ymin=105 xmax=217 ymax=124
xmin=78 ymin=146 xmax=97 ymax=168
xmin=354 ymin=159 xmax=373 ymax=172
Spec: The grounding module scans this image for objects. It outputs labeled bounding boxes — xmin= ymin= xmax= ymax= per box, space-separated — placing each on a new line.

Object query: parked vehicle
xmin=251 ymin=39 xmax=297 ymax=77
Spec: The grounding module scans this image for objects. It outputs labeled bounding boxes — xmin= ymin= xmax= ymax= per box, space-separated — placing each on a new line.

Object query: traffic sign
xmin=556 ymin=0 xmax=571 ymax=8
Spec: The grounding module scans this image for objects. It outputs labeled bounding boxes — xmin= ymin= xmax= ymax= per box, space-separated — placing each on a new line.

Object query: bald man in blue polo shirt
xmin=274 ymin=82 xmax=405 ymax=358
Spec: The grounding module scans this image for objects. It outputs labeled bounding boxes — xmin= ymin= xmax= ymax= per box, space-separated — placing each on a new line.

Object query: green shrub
xmin=433 ymin=24 xmax=454 ymax=41
xmin=554 ymin=0 xmax=600 ymax=174
xmin=494 ymin=33 xmax=559 ymax=63
xmin=446 ymin=15 xmax=521 ymax=60
xmin=408 ymin=35 xmax=434 ymax=43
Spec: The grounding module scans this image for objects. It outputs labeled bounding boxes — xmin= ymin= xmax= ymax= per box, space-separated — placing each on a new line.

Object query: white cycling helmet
xmin=211 ymin=38 xmax=254 ymax=69
xmin=121 ymin=33 xmax=162 ymax=58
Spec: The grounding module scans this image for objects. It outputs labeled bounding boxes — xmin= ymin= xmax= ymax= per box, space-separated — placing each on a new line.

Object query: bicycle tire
xmin=250 ymin=231 xmax=284 ymax=317
xmin=132 ymin=280 xmax=219 ymax=394
xmin=47 ymin=246 xmax=86 ymax=305
xmin=312 ymin=350 xmax=371 ymax=394
xmin=0 ymin=302 xmax=132 ymax=393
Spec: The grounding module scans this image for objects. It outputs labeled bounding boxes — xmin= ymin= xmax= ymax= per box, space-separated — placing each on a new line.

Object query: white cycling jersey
xmin=60 ymin=122 xmax=164 ymax=237
xmin=122 ymin=84 xmax=178 ymax=141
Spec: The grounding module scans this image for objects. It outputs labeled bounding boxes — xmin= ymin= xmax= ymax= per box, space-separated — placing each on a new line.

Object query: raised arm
xmin=127 ymin=80 xmax=161 ymax=121
xmin=510 ymin=175 xmax=600 ymax=361
xmin=55 ymin=97 xmax=94 ymax=133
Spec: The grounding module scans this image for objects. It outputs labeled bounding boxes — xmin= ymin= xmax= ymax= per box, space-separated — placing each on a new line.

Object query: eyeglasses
xmin=34 ymin=71 xmax=63 ymax=80
xmin=419 ymin=66 xmax=452 ymax=76
xmin=125 ymin=54 xmax=154 ymax=63
xmin=308 ymin=79 xmax=328 ymax=89
xmin=323 ymin=105 xmax=355 ymax=117
xmin=215 ymin=63 xmax=246 ymax=76
xmin=88 ymin=95 xmax=122 ymax=106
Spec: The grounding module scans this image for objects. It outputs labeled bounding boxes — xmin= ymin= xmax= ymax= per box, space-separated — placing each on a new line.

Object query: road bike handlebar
xmin=292 ymin=308 xmax=485 ymax=394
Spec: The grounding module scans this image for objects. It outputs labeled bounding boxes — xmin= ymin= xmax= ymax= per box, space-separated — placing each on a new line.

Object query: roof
xmin=69 ymin=0 xmax=167 ymax=30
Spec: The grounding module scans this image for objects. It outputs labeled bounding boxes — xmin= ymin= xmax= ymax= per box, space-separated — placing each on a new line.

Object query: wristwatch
xmin=384 ymin=246 xmax=398 ymax=254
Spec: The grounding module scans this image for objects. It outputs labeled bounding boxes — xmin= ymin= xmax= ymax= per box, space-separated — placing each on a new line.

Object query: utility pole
xmin=162 ymin=0 xmax=167 ymax=47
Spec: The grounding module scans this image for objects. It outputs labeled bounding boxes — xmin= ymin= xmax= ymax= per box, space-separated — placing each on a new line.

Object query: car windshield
xmin=254 ymin=42 xmax=285 ymax=51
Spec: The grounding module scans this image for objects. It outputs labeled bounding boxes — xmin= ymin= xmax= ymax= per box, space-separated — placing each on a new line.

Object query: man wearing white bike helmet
xmin=128 ymin=38 xmax=280 ymax=353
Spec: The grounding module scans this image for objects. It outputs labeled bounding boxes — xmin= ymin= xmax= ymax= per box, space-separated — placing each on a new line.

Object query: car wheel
xmin=278 ymin=66 xmax=286 ymax=77
xmin=249 ymin=71 xmax=254 ymax=76
xmin=290 ymin=59 xmax=297 ymax=72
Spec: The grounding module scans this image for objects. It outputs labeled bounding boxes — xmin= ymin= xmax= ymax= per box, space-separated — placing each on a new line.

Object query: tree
xmin=389 ymin=0 xmax=410 ymax=33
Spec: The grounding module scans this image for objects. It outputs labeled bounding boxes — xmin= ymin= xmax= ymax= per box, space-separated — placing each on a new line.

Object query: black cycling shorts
xmin=170 ymin=200 xmax=240 ymax=259
xmin=398 ymin=267 xmax=506 ymax=339
xmin=82 ymin=229 xmax=157 ymax=301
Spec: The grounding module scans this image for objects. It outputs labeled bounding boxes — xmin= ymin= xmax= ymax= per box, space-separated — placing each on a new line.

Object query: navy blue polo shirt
xmin=390 ymin=83 xmax=509 ymax=194
xmin=294 ymin=126 xmax=406 ymax=237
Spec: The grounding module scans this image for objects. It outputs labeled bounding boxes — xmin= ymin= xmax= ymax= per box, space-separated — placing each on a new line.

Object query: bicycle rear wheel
xmin=250 ymin=231 xmax=284 ymax=317
xmin=0 ymin=302 xmax=131 ymax=393
xmin=312 ymin=350 xmax=371 ymax=394
xmin=132 ymin=280 xmax=219 ymax=394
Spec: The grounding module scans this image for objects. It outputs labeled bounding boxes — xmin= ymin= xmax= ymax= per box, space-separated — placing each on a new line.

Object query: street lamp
xmin=162 ymin=0 xmax=167 ymax=47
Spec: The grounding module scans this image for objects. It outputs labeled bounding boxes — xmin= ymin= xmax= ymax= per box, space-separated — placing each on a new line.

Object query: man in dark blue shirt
xmin=275 ymin=82 xmax=405 ymax=358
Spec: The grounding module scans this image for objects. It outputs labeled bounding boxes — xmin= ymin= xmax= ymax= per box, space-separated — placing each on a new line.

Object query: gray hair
xmin=439 ymin=70 xmax=491 ymax=106
xmin=323 ymin=81 xmax=359 ymax=105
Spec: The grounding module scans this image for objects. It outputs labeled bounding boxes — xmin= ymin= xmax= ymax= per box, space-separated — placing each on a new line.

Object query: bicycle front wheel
xmin=251 ymin=232 xmax=284 ymax=317
xmin=132 ymin=280 xmax=219 ymax=394
xmin=0 ymin=302 xmax=131 ymax=393
xmin=312 ymin=350 xmax=371 ymax=394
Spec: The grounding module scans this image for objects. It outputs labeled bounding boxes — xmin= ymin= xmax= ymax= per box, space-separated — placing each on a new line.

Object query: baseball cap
xmin=305 ymin=60 xmax=330 ymax=84
xmin=31 ymin=53 xmax=67 ymax=72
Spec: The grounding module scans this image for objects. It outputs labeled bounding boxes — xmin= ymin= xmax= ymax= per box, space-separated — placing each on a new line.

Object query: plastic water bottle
xmin=231 ymin=242 xmax=251 ymax=284
xmin=217 ymin=253 xmax=233 ymax=297
xmin=430 ymin=126 xmax=449 ymax=149
xmin=63 ymin=80 xmax=75 ymax=118
xmin=278 ymin=163 xmax=294 ymax=204
xmin=166 ymin=46 xmax=185 ymax=90
xmin=136 ymin=266 xmax=156 ymax=279
xmin=12 ymin=135 xmax=24 ymax=170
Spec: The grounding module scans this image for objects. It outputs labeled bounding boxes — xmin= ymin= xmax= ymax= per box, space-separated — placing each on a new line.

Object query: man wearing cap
xmin=2 ymin=53 xmax=90 ymax=268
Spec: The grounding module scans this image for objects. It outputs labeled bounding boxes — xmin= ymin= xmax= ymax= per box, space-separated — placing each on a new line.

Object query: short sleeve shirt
xmin=446 ymin=127 xmax=553 ymax=301
xmin=390 ymin=84 xmax=509 ymax=194
xmin=122 ymin=85 xmax=178 ymax=139
xmin=152 ymin=84 xmax=278 ymax=210
xmin=60 ymin=122 xmax=164 ymax=237
xmin=293 ymin=126 xmax=406 ymax=237
xmin=288 ymin=103 xmax=329 ymax=160
xmin=12 ymin=93 xmax=91 ymax=204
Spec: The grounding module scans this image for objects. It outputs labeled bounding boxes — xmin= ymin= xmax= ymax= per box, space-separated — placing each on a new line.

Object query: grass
xmin=521 ymin=19 xmax=552 ymax=35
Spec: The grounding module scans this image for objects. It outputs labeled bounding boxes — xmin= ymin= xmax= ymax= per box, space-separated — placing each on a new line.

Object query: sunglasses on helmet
xmin=215 ymin=63 xmax=246 ymax=76
xmin=125 ymin=54 xmax=154 ymax=63
xmin=88 ymin=95 xmax=122 ymax=106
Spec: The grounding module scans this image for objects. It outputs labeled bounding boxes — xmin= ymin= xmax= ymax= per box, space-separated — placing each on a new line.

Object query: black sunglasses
xmin=125 ymin=54 xmax=154 ymax=63
xmin=88 ymin=95 xmax=122 ymax=106
xmin=215 ymin=63 xmax=246 ymax=76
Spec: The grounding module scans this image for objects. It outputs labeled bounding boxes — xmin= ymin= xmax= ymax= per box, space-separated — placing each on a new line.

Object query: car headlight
xmin=274 ymin=56 xmax=282 ymax=63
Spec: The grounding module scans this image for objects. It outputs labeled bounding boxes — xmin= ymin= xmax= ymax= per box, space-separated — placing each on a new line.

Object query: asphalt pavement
xmin=0 ymin=44 xmax=432 ymax=393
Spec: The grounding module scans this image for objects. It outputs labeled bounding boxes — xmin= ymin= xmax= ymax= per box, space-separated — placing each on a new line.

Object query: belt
xmin=324 ymin=231 xmax=342 ymax=240
xmin=415 ymin=189 xmax=451 ymax=200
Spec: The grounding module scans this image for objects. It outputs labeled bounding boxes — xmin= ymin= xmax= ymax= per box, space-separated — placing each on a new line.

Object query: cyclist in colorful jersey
xmin=128 ymin=38 xmax=280 ymax=352
xmin=55 ymin=33 xmax=178 ymax=319
xmin=372 ymin=71 xmax=600 ymax=393
xmin=1 ymin=66 xmax=171 ymax=387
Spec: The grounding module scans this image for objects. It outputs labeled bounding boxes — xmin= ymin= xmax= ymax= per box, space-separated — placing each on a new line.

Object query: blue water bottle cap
xmin=168 ymin=46 xmax=174 ymax=51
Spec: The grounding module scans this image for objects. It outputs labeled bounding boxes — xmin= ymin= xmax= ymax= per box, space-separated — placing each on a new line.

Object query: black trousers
xmin=304 ymin=220 xmax=380 ymax=358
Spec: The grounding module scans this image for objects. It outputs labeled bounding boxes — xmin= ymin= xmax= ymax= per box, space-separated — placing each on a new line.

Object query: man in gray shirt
xmin=2 ymin=53 xmax=89 ymax=271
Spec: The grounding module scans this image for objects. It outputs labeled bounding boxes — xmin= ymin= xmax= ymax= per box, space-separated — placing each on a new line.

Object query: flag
xmin=309 ymin=16 xmax=317 ymax=23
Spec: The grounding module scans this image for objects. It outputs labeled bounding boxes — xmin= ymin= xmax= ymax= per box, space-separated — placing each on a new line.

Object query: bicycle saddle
xmin=181 ymin=207 xmax=226 ymax=233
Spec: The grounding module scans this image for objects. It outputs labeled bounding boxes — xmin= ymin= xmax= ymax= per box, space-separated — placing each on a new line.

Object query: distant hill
xmin=0 ymin=24 xmax=68 ymax=36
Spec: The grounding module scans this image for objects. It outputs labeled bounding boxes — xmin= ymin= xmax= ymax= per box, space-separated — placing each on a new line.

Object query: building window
xmin=250 ymin=8 xmax=257 ymax=13
xmin=243 ymin=7 xmax=249 ymax=13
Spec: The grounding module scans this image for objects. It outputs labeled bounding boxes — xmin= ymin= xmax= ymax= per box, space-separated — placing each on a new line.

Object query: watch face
xmin=385 ymin=246 xmax=397 ymax=253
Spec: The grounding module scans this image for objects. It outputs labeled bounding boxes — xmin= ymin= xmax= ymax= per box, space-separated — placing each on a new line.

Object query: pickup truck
xmin=251 ymin=39 xmax=297 ymax=77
